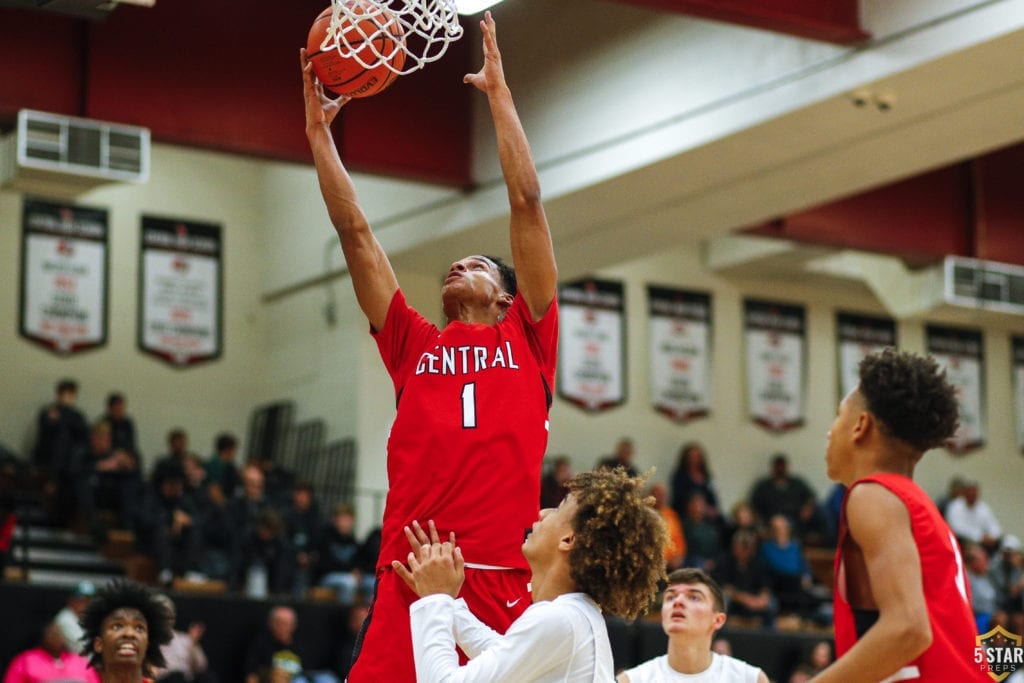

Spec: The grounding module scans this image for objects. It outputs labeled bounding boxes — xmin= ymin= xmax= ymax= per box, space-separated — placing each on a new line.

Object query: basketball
xmin=306 ymin=3 xmax=406 ymax=99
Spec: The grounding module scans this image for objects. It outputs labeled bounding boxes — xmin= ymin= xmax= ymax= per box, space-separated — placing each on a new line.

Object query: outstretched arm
xmin=465 ymin=12 xmax=556 ymax=322
xmin=809 ymin=484 xmax=932 ymax=683
xmin=302 ymin=48 xmax=398 ymax=331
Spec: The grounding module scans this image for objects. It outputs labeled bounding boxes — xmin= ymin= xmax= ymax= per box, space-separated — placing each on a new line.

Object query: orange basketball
xmin=306 ymin=3 xmax=406 ymax=99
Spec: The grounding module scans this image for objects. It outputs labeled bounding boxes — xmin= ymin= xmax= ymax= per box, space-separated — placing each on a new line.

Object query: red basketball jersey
xmin=373 ymin=290 xmax=558 ymax=571
xmin=833 ymin=473 xmax=987 ymax=681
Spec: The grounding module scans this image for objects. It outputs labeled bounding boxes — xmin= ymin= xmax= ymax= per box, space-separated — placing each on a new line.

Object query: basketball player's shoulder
xmin=715 ymin=652 xmax=765 ymax=682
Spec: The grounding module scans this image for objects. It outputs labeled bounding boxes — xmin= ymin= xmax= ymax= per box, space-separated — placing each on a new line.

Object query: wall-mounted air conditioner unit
xmin=944 ymin=256 xmax=1024 ymax=316
xmin=0 ymin=109 xmax=150 ymax=196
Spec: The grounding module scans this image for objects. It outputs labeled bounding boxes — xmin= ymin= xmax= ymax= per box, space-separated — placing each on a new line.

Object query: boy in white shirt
xmin=394 ymin=468 xmax=668 ymax=683
xmin=618 ymin=568 xmax=768 ymax=683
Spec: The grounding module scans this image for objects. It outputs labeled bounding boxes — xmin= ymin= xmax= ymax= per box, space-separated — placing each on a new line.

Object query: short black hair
xmin=79 ymin=579 xmax=174 ymax=673
xmin=215 ymin=433 xmax=238 ymax=452
xmin=858 ymin=347 xmax=959 ymax=452
xmin=56 ymin=379 xmax=78 ymax=394
xmin=106 ymin=392 xmax=124 ymax=409
xmin=482 ymin=254 xmax=517 ymax=297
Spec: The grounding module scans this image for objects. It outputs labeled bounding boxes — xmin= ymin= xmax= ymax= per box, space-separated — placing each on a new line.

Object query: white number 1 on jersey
xmin=462 ymin=383 xmax=477 ymax=428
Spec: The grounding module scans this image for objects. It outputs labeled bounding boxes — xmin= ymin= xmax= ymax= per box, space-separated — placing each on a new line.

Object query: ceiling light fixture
xmin=456 ymin=0 xmax=505 ymax=15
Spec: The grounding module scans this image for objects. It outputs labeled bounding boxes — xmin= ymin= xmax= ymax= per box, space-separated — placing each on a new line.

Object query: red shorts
xmin=346 ymin=566 xmax=531 ymax=682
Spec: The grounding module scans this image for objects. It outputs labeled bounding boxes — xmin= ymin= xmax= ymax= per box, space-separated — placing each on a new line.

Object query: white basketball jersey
xmin=621 ymin=652 xmax=762 ymax=683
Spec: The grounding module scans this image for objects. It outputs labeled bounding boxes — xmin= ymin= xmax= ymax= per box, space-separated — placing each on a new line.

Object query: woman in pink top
xmin=3 ymin=621 xmax=99 ymax=683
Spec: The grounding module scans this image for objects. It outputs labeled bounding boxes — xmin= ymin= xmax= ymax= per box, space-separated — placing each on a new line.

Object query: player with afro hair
xmin=79 ymin=579 xmax=174 ymax=681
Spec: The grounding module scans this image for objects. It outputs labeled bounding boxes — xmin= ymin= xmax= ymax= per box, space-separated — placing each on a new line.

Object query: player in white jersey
xmin=395 ymin=468 xmax=668 ymax=683
xmin=618 ymin=568 xmax=768 ymax=683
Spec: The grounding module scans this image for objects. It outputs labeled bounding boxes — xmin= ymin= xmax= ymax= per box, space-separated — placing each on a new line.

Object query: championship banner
xmin=744 ymin=299 xmax=806 ymax=432
xmin=926 ymin=324 xmax=985 ymax=453
xmin=647 ymin=286 xmax=712 ymax=422
xmin=1012 ymin=337 xmax=1024 ymax=453
xmin=19 ymin=198 xmax=109 ymax=355
xmin=139 ymin=216 xmax=223 ymax=367
xmin=836 ymin=312 xmax=897 ymax=399
xmin=558 ymin=278 xmax=626 ymax=412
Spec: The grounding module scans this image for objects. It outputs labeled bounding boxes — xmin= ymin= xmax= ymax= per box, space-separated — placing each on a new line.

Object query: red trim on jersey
xmin=372 ymin=290 xmax=558 ymax=571
xmin=833 ymin=473 xmax=987 ymax=681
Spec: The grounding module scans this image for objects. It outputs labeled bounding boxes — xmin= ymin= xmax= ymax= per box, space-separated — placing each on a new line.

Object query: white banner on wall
xmin=1012 ymin=336 xmax=1024 ymax=454
xmin=19 ymin=199 xmax=109 ymax=355
xmin=836 ymin=312 xmax=897 ymax=399
xmin=926 ymin=324 xmax=985 ymax=454
xmin=139 ymin=216 xmax=223 ymax=367
xmin=558 ymin=278 xmax=625 ymax=412
xmin=744 ymin=299 xmax=806 ymax=433
xmin=647 ymin=286 xmax=712 ymax=423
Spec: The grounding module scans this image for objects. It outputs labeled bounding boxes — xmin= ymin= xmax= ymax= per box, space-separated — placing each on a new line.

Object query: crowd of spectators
xmin=7 ymin=378 xmax=379 ymax=606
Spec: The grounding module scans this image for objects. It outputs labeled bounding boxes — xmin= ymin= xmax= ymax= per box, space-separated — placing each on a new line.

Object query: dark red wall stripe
xmin=0 ymin=3 xmax=472 ymax=186
xmin=610 ymin=0 xmax=868 ymax=44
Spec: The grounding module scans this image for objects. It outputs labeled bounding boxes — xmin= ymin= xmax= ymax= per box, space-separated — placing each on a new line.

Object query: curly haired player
xmin=813 ymin=348 xmax=988 ymax=682
xmin=395 ymin=468 xmax=668 ymax=682
xmin=80 ymin=579 xmax=174 ymax=683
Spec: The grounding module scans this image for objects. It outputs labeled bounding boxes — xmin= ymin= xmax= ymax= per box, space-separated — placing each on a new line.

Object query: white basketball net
xmin=325 ymin=0 xmax=464 ymax=76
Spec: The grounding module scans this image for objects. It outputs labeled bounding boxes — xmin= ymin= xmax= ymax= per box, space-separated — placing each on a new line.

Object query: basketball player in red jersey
xmin=302 ymin=12 xmax=557 ymax=682
xmin=812 ymin=348 xmax=987 ymax=682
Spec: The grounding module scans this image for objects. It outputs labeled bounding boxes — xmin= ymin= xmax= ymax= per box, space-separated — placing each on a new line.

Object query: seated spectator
xmin=243 ymin=606 xmax=338 ymax=683
xmin=787 ymin=639 xmax=833 ymax=682
xmin=650 ymin=482 xmax=685 ymax=571
xmin=81 ymin=422 xmax=143 ymax=534
xmin=32 ymin=379 xmax=89 ymax=525
xmin=821 ymin=482 xmax=846 ymax=546
xmin=193 ymin=480 xmax=236 ymax=583
xmin=315 ymin=503 xmax=375 ymax=604
xmin=204 ymin=433 xmax=240 ymax=501
xmin=228 ymin=465 xmax=274 ymax=540
xmin=151 ymin=429 xmax=189 ymax=488
xmin=53 ymin=581 xmax=96 ymax=652
xmin=3 ymin=620 xmax=99 ymax=683
xmin=331 ymin=599 xmax=369 ymax=681
xmin=540 ymin=455 xmax=572 ymax=509
xmin=283 ymin=481 xmax=324 ymax=597
xmin=237 ymin=509 xmax=295 ymax=597
xmin=749 ymin=453 xmax=823 ymax=541
xmin=714 ymin=529 xmax=776 ymax=628
xmin=134 ymin=472 xmax=203 ymax=585
xmin=965 ymin=541 xmax=999 ymax=633
xmin=151 ymin=595 xmax=216 ymax=683
xmin=595 ymin=437 xmax=639 ymax=477
xmin=935 ymin=474 xmax=966 ymax=518
xmin=99 ymin=392 xmax=138 ymax=458
xmin=760 ymin=515 xmax=817 ymax=619
xmin=670 ymin=441 xmax=722 ymax=524
xmin=682 ymin=493 xmax=721 ymax=572
xmin=252 ymin=458 xmax=294 ymax=509
xmin=991 ymin=535 xmax=1024 ymax=632
xmin=946 ymin=480 xmax=1003 ymax=555
xmin=721 ymin=500 xmax=760 ymax=548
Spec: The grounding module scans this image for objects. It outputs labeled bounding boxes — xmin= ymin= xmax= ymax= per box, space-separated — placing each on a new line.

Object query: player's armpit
xmin=811 ymin=483 xmax=931 ymax=683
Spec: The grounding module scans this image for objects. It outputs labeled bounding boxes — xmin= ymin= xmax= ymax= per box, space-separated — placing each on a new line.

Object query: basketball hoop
xmin=325 ymin=0 xmax=464 ymax=76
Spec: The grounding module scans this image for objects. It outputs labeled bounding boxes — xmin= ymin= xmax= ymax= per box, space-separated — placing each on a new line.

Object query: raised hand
xmin=301 ymin=47 xmax=349 ymax=128
xmin=392 ymin=520 xmax=465 ymax=598
xmin=463 ymin=11 xmax=506 ymax=94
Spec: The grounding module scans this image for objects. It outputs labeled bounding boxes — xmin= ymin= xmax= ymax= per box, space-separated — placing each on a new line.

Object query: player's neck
xmin=443 ymin=296 xmax=506 ymax=326
xmin=100 ymin=664 xmax=145 ymax=683
xmin=528 ymin=562 xmax=575 ymax=604
xmin=666 ymin=636 xmax=714 ymax=674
